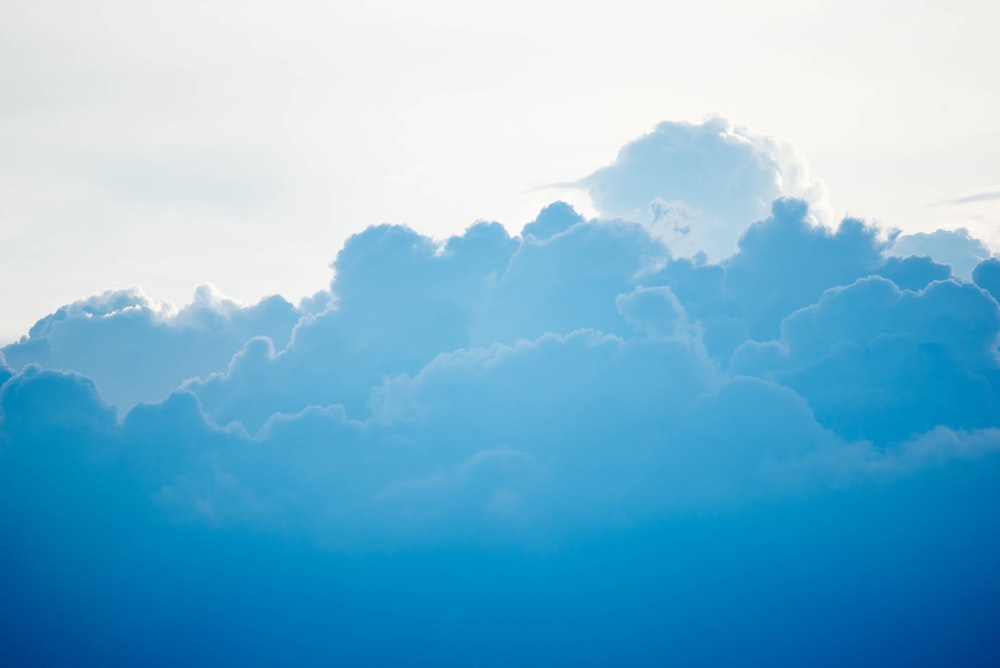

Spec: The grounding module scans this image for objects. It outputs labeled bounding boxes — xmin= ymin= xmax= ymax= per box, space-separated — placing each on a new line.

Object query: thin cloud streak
xmin=927 ymin=188 xmax=1000 ymax=207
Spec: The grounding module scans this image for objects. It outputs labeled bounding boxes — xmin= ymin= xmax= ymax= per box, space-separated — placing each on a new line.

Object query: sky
xmin=3 ymin=1 xmax=1000 ymax=665
xmin=2 ymin=0 xmax=999 ymax=342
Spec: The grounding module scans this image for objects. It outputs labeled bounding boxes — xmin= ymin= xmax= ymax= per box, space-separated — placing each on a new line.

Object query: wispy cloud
xmin=927 ymin=188 xmax=1000 ymax=207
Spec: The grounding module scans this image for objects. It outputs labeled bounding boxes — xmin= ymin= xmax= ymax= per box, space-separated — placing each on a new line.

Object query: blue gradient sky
xmin=2 ymin=2 xmax=1000 ymax=666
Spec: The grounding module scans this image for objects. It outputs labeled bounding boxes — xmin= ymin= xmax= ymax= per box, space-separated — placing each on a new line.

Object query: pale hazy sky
xmin=2 ymin=0 xmax=998 ymax=342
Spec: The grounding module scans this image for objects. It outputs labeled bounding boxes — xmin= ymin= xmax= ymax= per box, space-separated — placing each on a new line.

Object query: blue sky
xmin=2 ymin=2 xmax=1000 ymax=665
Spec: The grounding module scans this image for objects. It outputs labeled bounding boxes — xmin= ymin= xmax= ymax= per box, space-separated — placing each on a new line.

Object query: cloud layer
xmin=3 ymin=119 xmax=1000 ymax=665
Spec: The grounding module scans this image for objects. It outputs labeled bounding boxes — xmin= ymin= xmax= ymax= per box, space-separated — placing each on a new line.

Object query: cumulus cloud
xmin=4 ymin=124 xmax=1000 ymax=664
xmin=1 ymin=285 xmax=303 ymax=411
xmin=890 ymin=228 xmax=993 ymax=278
xmin=733 ymin=275 xmax=1000 ymax=443
xmin=4 ymin=196 xmax=1000 ymax=538
xmin=579 ymin=117 xmax=831 ymax=260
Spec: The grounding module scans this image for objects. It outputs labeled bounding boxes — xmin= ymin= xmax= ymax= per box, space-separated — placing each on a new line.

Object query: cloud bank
xmin=3 ymin=119 xmax=999 ymax=665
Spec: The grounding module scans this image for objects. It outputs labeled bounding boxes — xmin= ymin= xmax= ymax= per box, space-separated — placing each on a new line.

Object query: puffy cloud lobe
xmin=615 ymin=286 xmax=691 ymax=340
xmin=632 ymin=199 xmax=892 ymax=357
xmin=1 ymin=285 xmax=302 ymax=411
xmin=579 ymin=118 xmax=830 ymax=260
xmin=476 ymin=219 xmax=664 ymax=344
xmin=369 ymin=330 xmax=717 ymax=523
xmin=187 ymin=214 xmax=667 ymax=433
xmin=720 ymin=199 xmax=888 ymax=340
xmin=519 ymin=200 xmax=584 ymax=240
xmin=973 ymin=257 xmax=1000 ymax=302
xmin=890 ymin=228 xmax=992 ymax=278
xmin=188 ymin=221 xmax=520 ymax=431
xmin=581 ymin=118 xmax=781 ymax=256
xmin=1 ymin=365 xmax=116 ymax=442
xmin=875 ymin=254 xmax=952 ymax=291
xmin=732 ymin=275 xmax=1000 ymax=442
